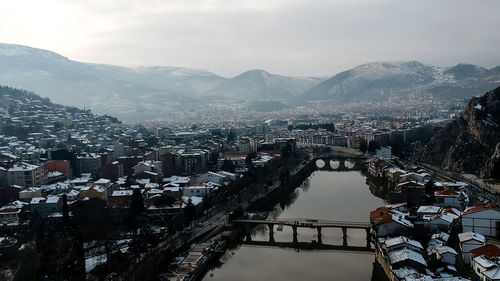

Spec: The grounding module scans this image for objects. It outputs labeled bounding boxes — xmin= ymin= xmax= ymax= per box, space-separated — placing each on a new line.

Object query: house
xmin=417 ymin=206 xmax=443 ymax=221
xmin=195 ymin=172 xmax=226 ymax=185
xmin=163 ymin=184 xmax=181 ymax=198
xmin=483 ymin=266 xmax=500 ymax=281
xmin=462 ymin=203 xmax=500 ymax=237
xmin=381 ymin=236 xmax=424 ymax=253
xmin=370 ymin=206 xmax=413 ymax=237
xmin=459 ymin=231 xmax=486 ymax=264
xmin=18 ymin=187 xmax=42 ymax=202
xmin=400 ymin=172 xmax=432 ymax=184
xmin=182 ymin=183 xmax=218 ymax=198
xmin=472 ymin=255 xmax=498 ymax=281
xmin=79 ymin=186 xmax=107 ymax=200
xmin=390 ymin=181 xmax=425 ymax=206
xmin=0 ymin=201 xmax=27 ymax=224
xmin=388 ymin=247 xmax=428 ymax=273
xmin=368 ymin=158 xmax=387 ymax=177
xmin=427 ymin=245 xmax=458 ymax=265
xmin=434 ymin=189 xmax=460 ymax=208
xmin=30 ymin=196 xmax=62 ymax=218
xmin=471 ymin=244 xmax=500 ymax=261
xmin=133 ymin=161 xmax=162 ymax=175
xmin=431 ymin=232 xmax=450 ymax=244
xmin=428 ymin=212 xmax=458 ymax=233
xmin=163 ymin=176 xmax=190 ymax=187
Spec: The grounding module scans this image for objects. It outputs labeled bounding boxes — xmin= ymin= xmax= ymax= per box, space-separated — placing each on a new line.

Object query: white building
xmin=182 ymin=184 xmax=218 ymax=198
xmin=5 ymin=162 xmax=46 ymax=187
xmin=133 ymin=161 xmax=162 ymax=175
xmin=19 ymin=187 xmax=42 ymax=202
xmin=462 ymin=203 xmax=500 ymax=237
xmin=459 ymin=231 xmax=486 ymax=264
xmin=195 ymin=172 xmax=226 ymax=185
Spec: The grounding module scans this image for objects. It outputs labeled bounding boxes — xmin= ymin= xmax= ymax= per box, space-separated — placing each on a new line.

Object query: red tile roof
xmin=443 ymin=208 xmax=460 ymax=216
xmin=464 ymin=203 xmax=498 ymax=214
xmin=435 ymin=190 xmax=459 ymax=196
xmin=370 ymin=206 xmax=392 ymax=226
xmin=471 ymin=244 xmax=500 ymax=259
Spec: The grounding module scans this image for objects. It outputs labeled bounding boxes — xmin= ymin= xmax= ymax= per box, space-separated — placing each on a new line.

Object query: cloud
xmin=0 ymin=0 xmax=499 ymax=77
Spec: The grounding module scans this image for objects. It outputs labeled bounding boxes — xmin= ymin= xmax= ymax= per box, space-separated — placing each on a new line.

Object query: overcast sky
xmin=1 ymin=0 xmax=499 ymax=77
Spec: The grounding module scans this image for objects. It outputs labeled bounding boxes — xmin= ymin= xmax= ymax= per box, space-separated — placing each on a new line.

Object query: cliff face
xmin=421 ymin=86 xmax=500 ymax=178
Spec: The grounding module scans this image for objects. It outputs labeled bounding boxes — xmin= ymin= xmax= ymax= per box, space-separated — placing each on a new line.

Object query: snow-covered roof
xmin=112 ymin=190 xmax=133 ymax=197
xmin=431 ymin=232 xmax=450 ymax=242
xmin=473 ymin=256 xmax=497 ymax=269
xmin=417 ymin=206 xmax=442 ymax=214
xmin=385 ymin=236 xmax=423 ymax=250
xmin=163 ymin=176 xmax=190 ymax=184
xmin=388 ymin=248 xmax=427 ymax=266
xmin=46 ymin=196 xmax=60 ymax=204
xmin=94 ymin=178 xmax=111 ymax=185
xmin=30 ymin=197 xmax=45 ymax=204
xmin=459 ymin=232 xmax=486 ymax=243
xmin=484 ymin=266 xmax=500 ymax=280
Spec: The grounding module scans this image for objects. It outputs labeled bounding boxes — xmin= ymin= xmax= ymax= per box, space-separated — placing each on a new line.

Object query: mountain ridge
xmin=1 ymin=43 xmax=499 ymax=120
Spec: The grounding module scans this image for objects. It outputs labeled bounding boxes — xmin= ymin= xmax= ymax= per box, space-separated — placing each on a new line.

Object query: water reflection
xmin=203 ymin=171 xmax=388 ymax=281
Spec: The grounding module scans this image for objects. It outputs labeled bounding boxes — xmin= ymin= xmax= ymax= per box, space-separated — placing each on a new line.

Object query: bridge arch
xmin=315 ymin=159 xmax=325 ymax=169
xmin=329 ymin=159 xmax=340 ymax=169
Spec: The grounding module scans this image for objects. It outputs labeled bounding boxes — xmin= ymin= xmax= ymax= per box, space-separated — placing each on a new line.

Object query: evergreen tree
xmin=62 ymin=193 xmax=69 ymax=225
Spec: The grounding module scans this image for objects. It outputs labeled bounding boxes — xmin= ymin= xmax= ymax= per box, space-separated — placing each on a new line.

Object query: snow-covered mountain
xmin=206 ymin=69 xmax=323 ymax=101
xmin=1 ymin=43 xmax=499 ymax=120
xmin=297 ymin=61 xmax=500 ymax=104
xmin=0 ymin=43 xmax=226 ymax=120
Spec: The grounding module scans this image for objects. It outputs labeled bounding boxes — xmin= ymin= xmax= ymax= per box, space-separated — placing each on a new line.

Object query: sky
xmin=1 ymin=0 xmax=500 ymax=77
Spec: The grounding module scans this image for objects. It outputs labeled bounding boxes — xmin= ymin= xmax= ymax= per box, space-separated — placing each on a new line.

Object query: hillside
xmin=296 ymin=61 xmax=500 ymax=104
xmin=0 ymin=43 xmax=226 ymax=120
xmin=207 ymin=69 xmax=322 ymax=101
xmin=421 ymin=86 xmax=500 ymax=178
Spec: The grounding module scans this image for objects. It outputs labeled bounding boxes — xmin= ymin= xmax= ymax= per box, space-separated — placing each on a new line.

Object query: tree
xmin=287 ymin=124 xmax=294 ymax=131
xmin=359 ymin=140 xmax=368 ymax=154
xmin=425 ymin=180 xmax=436 ymax=205
xmin=62 ymin=193 xmax=69 ymax=225
xmin=184 ymin=198 xmax=197 ymax=222
xmin=222 ymin=159 xmax=236 ymax=173
xmin=128 ymin=189 xmax=145 ymax=229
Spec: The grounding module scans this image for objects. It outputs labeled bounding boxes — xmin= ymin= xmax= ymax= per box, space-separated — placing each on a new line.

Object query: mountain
xmin=1 ymin=43 xmax=500 ymax=120
xmin=206 ymin=69 xmax=322 ymax=101
xmin=0 ymin=43 xmax=226 ymax=120
xmin=421 ymin=86 xmax=500 ymax=178
xmin=297 ymin=61 xmax=500 ymax=104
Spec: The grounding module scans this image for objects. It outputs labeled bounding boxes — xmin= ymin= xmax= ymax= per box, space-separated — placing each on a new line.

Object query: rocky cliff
xmin=421 ymin=86 xmax=500 ymax=178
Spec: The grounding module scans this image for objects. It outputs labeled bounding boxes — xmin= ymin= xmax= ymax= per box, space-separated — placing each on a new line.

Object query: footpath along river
xmin=202 ymin=169 xmax=390 ymax=281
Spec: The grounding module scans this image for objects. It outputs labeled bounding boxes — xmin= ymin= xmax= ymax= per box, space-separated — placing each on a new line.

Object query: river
xmin=202 ymin=170 xmax=390 ymax=281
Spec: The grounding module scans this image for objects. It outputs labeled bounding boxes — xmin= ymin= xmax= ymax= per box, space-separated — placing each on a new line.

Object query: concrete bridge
xmin=233 ymin=218 xmax=372 ymax=247
xmin=242 ymin=240 xmax=374 ymax=253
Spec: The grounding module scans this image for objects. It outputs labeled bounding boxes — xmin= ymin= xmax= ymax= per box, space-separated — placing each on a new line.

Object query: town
xmin=0 ymin=84 xmax=498 ymax=281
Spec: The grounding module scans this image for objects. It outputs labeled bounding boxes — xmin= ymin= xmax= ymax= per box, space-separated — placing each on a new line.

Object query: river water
xmin=202 ymin=170 xmax=389 ymax=281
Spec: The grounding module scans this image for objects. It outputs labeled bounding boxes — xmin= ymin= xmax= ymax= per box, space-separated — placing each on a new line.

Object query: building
xmin=30 ymin=196 xmax=62 ymax=218
xmin=4 ymin=162 xmax=46 ymax=187
xmin=46 ymin=160 xmax=70 ymax=178
xmin=459 ymin=231 xmax=486 ymax=264
xmin=182 ymin=184 xmax=217 ymax=198
xmin=462 ymin=203 xmax=500 ymax=237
